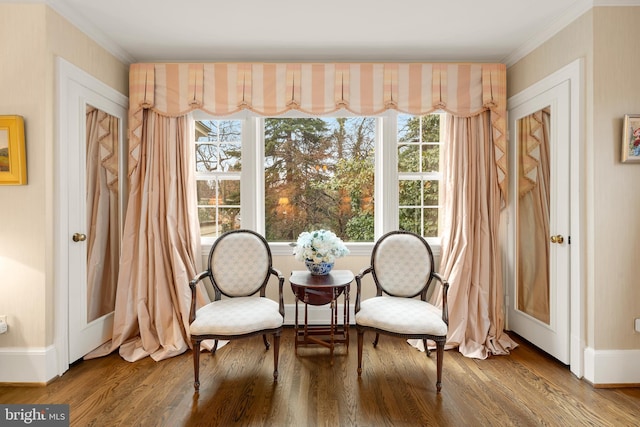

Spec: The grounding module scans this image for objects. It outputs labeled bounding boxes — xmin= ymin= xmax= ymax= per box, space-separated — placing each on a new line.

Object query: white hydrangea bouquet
xmin=293 ymin=229 xmax=350 ymax=264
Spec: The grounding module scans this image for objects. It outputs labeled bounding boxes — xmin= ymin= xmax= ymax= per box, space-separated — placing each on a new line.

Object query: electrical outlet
xmin=0 ymin=315 xmax=7 ymax=334
xmin=635 ymin=318 xmax=640 ymax=333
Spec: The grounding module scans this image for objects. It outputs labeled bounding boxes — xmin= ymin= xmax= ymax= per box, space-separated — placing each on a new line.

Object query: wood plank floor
xmin=1 ymin=328 xmax=639 ymax=426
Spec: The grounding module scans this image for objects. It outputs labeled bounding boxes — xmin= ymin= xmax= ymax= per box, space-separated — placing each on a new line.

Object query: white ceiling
xmin=9 ymin=0 xmax=620 ymax=64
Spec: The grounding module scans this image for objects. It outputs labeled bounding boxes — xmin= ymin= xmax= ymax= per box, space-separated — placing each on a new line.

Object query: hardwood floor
xmin=1 ymin=328 xmax=639 ymax=426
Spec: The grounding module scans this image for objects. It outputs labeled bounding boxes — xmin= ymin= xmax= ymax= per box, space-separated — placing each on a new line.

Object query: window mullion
xmin=378 ymin=114 xmax=398 ymax=237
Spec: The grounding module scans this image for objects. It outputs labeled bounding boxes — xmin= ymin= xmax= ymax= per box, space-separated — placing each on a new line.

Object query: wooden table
xmin=289 ymin=270 xmax=354 ymax=361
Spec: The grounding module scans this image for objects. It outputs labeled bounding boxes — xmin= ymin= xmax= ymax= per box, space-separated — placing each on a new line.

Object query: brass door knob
xmin=550 ymin=235 xmax=564 ymax=244
xmin=72 ymin=233 xmax=87 ymax=242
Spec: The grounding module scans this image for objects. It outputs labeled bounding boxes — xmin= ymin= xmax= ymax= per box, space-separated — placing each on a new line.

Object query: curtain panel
xmin=128 ymin=62 xmax=507 ymax=200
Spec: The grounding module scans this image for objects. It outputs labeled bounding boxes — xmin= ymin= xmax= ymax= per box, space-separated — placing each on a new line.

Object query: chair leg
xmin=211 ymin=339 xmax=218 ymax=354
xmin=193 ymin=339 xmax=201 ymax=391
xmin=423 ymin=339 xmax=431 ymax=357
xmin=435 ymin=340 xmax=444 ymax=392
xmin=272 ymin=332 xmax=280 ymax=382
xmin=372 ymin=333 xmax=380 ymax=348
xmin=357 ymin=330 xmax=364 ymax=376
xmin=263 ymin=334 xmax=271 ymax=350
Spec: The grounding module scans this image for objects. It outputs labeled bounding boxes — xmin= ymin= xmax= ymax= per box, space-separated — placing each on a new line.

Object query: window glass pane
xmin=219 ymin=207 xmax=241 ymax=232
xmin=398 ymin=114 xmax=418 ymax=142
xmin=399 ymin=180 xmax=421 ymax=206
xmin=196 ymin=180 xmax=216 ymax=205
xmin=219 ymin=179 xmax=240 ymax=205
xmin=219 ymin=141 xmax=241 ymax=172
xmin=423 ymin=207 xmax=439 ymax=237
xmin=421 ymin=144 xmax=440 ymax=173
xmin=219 ymin=121 xmax=241 ymax=142
xmin=423 ymin=180 xmax=439 ymax=205
xmin=195 ymin=144 xmax=217 ymax=172
xmin=399 ymin=207 xmax=421 ymax=235
xmin=421 ymin=114 xmax=441 ymax=142
xmin=398 ymin=144 xmax=419 ymax=173
xmin=264 ymin=117 xmax=375 ymax=242
xmin=198 ymin=207 xmax=216 ymax=237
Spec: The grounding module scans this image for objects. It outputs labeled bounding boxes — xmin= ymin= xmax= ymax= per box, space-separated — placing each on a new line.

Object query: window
xmin=193 ymin=112 xmax=444 ymax=245
xmin=397 ymin=113 xmax=444 ymax=238
xmin=264 ymin=117 xmax=375 ymax=242
xmin=194 ymin=120 xmax=242 ymax=237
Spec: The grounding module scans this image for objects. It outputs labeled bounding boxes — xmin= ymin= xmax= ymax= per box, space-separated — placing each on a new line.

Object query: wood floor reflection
xmin=1 ymin=328 xmax=639 ymax=426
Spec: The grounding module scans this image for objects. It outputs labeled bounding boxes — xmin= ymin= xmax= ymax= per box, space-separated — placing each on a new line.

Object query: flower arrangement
xmin=293 ymin=229 xmax=350 ymax=264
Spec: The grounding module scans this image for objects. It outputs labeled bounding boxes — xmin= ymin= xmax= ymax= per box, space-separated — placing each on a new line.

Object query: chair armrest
xmin=354 ymin=266 xmax=372 ymax=313
xmin=270 ymin=267 xmax=285 ymax=318
xmin=432 ymin=272 xmax=450 ymax=326
xmin=188 ymin=271 xmax=211 ymax=324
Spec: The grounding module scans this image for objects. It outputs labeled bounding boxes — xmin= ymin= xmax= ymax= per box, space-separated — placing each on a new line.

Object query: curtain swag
xmin=129 ymin=62 xmax=507 ymax=199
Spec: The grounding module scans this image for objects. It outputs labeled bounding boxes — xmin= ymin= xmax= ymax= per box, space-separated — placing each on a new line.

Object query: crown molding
xmin=46 ymin=0 xmax=135 ymax=64
xmin=503 ymin=0 xmax=593 ymax=67
xmin=504 ymin=0 xmax=640 ymax=67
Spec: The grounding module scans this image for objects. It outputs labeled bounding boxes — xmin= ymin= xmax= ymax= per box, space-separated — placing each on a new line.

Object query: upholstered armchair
xmin=188 ymin=229 xmax=285 ymax=391
xmin=355 ymin=230 xmax=449 ymax=392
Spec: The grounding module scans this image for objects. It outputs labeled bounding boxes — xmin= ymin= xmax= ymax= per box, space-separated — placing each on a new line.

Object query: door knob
xmin=550 ymin=235 xmax=564 ymax=244
xmin=72 ymin=233 xmax=87 ymax=242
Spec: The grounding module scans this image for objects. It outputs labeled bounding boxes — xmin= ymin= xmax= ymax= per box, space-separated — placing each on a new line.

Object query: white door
xmin=507 ymin=80 xmax=571 ymax=364
xmin=57 ymin=59 xmax=128 ymax=365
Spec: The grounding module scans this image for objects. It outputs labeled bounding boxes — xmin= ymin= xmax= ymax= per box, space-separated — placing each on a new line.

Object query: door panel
xmin=58 ymin=59 xmax=128 ymax=365
xmin=508 ymin=80 xmax=570 ymax=364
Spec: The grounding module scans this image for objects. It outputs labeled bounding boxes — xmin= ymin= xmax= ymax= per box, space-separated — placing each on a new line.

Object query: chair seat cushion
xmin=356 ymin=296 xmax=447 ymax=336
xmin=190 ymin=297 xmax=283 ymax=336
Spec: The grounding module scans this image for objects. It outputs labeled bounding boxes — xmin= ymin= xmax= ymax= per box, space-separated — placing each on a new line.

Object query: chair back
xmin=371 ymin=230 xmax=434 ymax=297
xmin=208 ymin=229 xmax=273 ymax=297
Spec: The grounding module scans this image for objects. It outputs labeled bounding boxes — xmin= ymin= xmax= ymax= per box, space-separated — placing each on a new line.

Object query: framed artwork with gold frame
xmin=0 ymin=115 xmax=27 ymax=185
xmin=622 ymin=114 xmax=640 ymax=163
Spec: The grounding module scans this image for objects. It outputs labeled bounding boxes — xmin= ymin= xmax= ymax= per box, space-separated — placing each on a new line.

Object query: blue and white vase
xmin=305 ymin=260 xmax=334 ymax=275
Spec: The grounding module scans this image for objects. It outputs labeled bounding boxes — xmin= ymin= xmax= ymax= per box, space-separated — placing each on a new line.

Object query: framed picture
xmin=0 ymin=115 xmax=27 ymax=185
xmin=622 ymin=114 xmax=640 ymax=163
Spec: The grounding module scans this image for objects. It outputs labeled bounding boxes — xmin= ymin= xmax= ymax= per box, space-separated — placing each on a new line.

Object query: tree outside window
xmin=264 ymin=117 xmax=375 ymax=242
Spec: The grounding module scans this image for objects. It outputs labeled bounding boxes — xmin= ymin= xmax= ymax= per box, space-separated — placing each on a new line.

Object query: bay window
xmin=193 ymin=112 xmax=443 ymax=249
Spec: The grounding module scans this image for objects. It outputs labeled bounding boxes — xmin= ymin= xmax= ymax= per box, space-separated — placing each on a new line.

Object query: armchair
xmin=188 ymin=229 xmax=285 ymax=391
xmin=355 ymin=230 xmax=449 ymax=391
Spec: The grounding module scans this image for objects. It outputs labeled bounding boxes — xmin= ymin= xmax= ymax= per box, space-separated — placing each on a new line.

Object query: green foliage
xmin=397 ymin=115 xmax=441 ymax=237
xmin=264 ymin=117 xmax=375 ymax=242
xmin=345 ymin=212 xmax=375 ymax=241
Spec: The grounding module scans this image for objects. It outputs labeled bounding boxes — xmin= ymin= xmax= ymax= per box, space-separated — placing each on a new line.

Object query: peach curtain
xmin=437 ymin=112 xmax=517 ymax=358
xmin=85 ymin=107 xmax=119 ymax=322
xmin=128 ymin=62 xmax=507 ymax=200
xmin=88 ymin=111 xmax=205 ymax=362
xmin=112 ymin=62 xmax=509 ymax=362
xmin=517 ymin=108 xmax=551 ymax=323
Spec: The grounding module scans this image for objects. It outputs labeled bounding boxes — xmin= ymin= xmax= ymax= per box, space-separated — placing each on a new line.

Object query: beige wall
xmin=508 ymin=7 xmax=640 ymax=351
xmin=0 ymin=4 xmax=127 ymax=352
xmin=591 ymin=7 xmax=640 ymax=350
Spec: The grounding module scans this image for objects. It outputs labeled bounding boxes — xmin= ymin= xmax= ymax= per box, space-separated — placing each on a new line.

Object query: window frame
xmin=192 ymin=111 xmax=442 ymax=257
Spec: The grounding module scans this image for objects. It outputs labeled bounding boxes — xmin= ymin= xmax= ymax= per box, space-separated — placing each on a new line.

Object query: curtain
xmin=85 ymin=107 xmax=119 ymax=322
xmin=105 ymin=61 xmax=510 ymax=363
xmin=128 ymin=62 xmax=507 ymax=201
xmin=436 ymin=112 xmax=517 ymax=358
xmin=517 ymin=108 xmax=551 ymax=323
xmin=87 ymin=111 xmax=205 ymax=362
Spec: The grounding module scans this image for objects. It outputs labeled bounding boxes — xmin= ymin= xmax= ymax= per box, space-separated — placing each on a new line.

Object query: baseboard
xmin=284 ymin=303 xmax=355 ymax=326
xmin=0 ymin=345 xmax=58 ymax=384
xmin=583 ymin=347 xmax=640 ymax=386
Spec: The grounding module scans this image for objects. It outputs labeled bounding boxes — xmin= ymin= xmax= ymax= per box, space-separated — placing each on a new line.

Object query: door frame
xmin=54 ymin=58 xmax=128 ymax=375
xmin=506 ymin=58 xmax=584 ymax=378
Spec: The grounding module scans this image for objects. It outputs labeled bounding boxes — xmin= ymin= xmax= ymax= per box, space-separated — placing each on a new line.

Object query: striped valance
xmin=128 ymin=62 xmax=507 ymax=197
